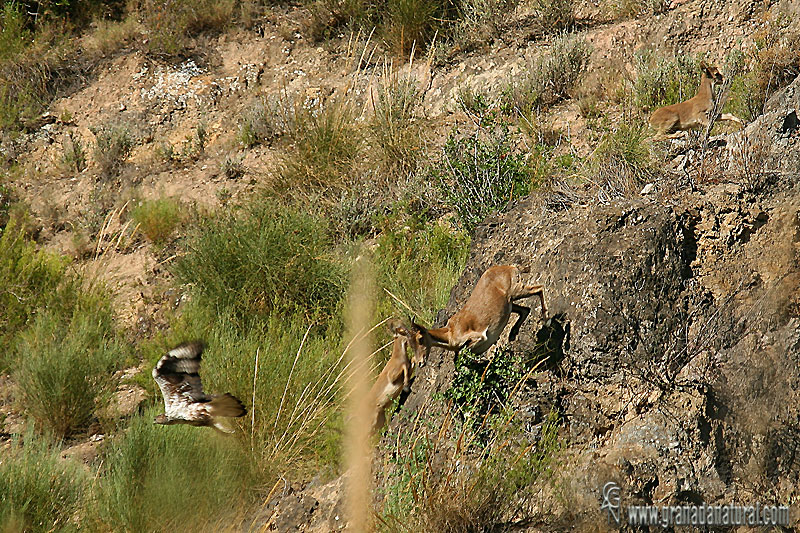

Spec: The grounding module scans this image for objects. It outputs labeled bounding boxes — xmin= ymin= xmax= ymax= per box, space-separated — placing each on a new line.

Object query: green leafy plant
xmin=174 ymin=200 xmax=346 ymax=324
xmin=0 ymin=429 xmax=90 ymax=533
xmin=13 ymin=309 xmax=122 ymax=438
xmin=438 ymin=117 xmax=534 ymax=232
xmin=131 ymin=196 xmax=186 ymax=246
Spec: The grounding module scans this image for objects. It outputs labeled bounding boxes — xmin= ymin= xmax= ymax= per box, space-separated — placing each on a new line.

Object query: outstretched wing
xmin=152 ymin=341 xmax=211 ymax=418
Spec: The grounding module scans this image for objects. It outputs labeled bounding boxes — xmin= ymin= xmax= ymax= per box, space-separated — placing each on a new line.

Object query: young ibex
xmin=411 ymin=265 xmax=546 ymax=364
xmin=369 ymin=320 xmax=423 ymax=433
xmin=649 ymin=61 xmax=743 ymax=140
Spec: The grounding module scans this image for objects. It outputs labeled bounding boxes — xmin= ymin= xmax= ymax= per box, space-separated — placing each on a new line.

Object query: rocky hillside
xmin=1 ymin=0 xmax=799 ymax=531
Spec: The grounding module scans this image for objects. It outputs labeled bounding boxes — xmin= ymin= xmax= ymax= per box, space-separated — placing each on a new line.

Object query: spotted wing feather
xmin=152 ymin=341 xmax=211 ymax=419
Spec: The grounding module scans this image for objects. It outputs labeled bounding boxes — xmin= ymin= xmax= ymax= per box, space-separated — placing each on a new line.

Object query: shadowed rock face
xmin=385 ymin=77 xmax=800 ymax=528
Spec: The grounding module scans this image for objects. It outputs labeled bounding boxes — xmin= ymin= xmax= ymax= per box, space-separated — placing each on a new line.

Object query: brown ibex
xmin=649 ymin=61 xmax=743 ymax=140
xmin=369 ymin=320 xmax=424 ymax=433
xmin=411 ymin=265 xmax=546 ymax=363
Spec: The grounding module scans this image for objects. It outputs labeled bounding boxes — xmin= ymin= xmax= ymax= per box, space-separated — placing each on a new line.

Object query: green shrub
xmin=590 ymin=121 xmax=654 ymax=200
xmin=278 ymin=100 xmax=362 ymax=190
xmin=437 ymin=118 xmax=535 ymax=232
xmin=633 ymin=50 xmax=698 ymax=111
xmin=447 ymin=347 xmax=526 ymax=427
xmin=132 ymin=0 xmax=235 ymax=57
xmin=0 ymin=217 xmax=67 ymax=350
xmin=0 ymin=429 xmax=89 ymax=533
xmin=91 ymin=122 xmax=135 ymax=178
xmin=384 ymin=0 xmax=443 ymax=57
xmin=370 ymin=74 xmax=423 ymax=174
xmin=93 ymin=408 xmax=254 ymax=532
xmin=530 ymin=0 xmax=575 ymax=33
xmin=131 ymin=196 xmax=185 ymax=246
xmin=174 ymin=201 xmax=346 ymax=325
xmin=13 ymin=309 xmax=122 ymax=438
xmin=504 ymin=32 xmax=590 ymax=113
xmin=374 ymin=211 xmax=469 ymax=322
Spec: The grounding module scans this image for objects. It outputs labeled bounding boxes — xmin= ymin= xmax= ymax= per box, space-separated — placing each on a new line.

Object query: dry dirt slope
xmin=8 ymin=0 xmax=790 ymax=336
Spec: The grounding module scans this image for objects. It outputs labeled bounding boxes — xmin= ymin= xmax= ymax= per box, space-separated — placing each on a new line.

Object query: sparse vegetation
xmin=370 ymin=73 xmax=423 ymax=174
xmin=132 ymin=0 xmax=235 ymax=57
xmin=634 ymin=50 xmax=699 ymax=111
xmin=238 ymin=95 xmax=288 ymax=148
xmin=0 ymin=429 xmax=90 ymax=533
xmin=131 ymin=196 xmax=186 ymax=246
xmin=724 ymin=12 xmax=800 ymax=122
xmin=91 ymin=122 xmax=136 ymax=178
xmin=504 ymin=32 xmax=591 ymax=113
xmin=530 ymin=0 xmax=575 ymax=34
xmin=62 ymin=132 xmax=87 ymax=173
xmin=277 ymin=100 xmax=363 ymax=190
xmin=590 ymin=121 xmax=655 ymax=200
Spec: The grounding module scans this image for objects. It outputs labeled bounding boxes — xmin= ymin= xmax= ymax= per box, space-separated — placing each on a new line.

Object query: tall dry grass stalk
xmin=343 ymin=255 xmax=376 ymax=532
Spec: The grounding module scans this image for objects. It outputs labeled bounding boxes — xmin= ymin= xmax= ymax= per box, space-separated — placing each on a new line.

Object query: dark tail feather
xmin=209 ymin=393 xmax=247 ymax=418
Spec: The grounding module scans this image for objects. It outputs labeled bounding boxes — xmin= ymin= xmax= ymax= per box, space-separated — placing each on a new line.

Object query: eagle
xmin=152 ymin=341 xmax=246 ymax=433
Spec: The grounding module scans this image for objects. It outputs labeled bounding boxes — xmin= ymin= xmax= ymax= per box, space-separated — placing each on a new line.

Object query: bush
xmin=504 ymin=32 xmax=590 ymax=113
xmin=0 ymin=2 xmax=53 ymax=130
xmin=237 ymin=95 xmax=288 ymax=147
xmin=369 ymin=74 xmax=423 ymax=174
xmin=13 ymin=309 xmax=122 ymax=438
xmin=93 ymin=408 xmax=254 ymax=532
xmin=306 ymin=0 xmax=370 ymax=41
xmin=725 ymin=13 xmax=800 ymax=122
xmin=633 ymin=50 xmax=698 ymax=111
xmin=174 ymin=201 xmax=346 ymax=324
xmin=132 ymin=0 xmax=235 ymax=57
xmin=0 ymin=217 xmax=67 ymax=351
xmin=530 ymin=0 xmax=575 ymax=34
xmin=384 ymin=0 xmax=443 ymax=57
xmin=590 ymin=122 xmax=654 ymax=201
xmin=374 ymin=211 xmax=469 ymax=322
xmin=0 ymin=430 xmax=89 ymax=533
xmin=438 ymin=118 xmax=535 ymax=232
xmin=91 ymin=122 xmax=135 ymax=178
xmin=277 ymin=100 xmax=362 ymax=190
xmin=131 ymin=196 xmax=185 ymax=246
xmin=380 ymin=405 xmax=561 ymax=531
